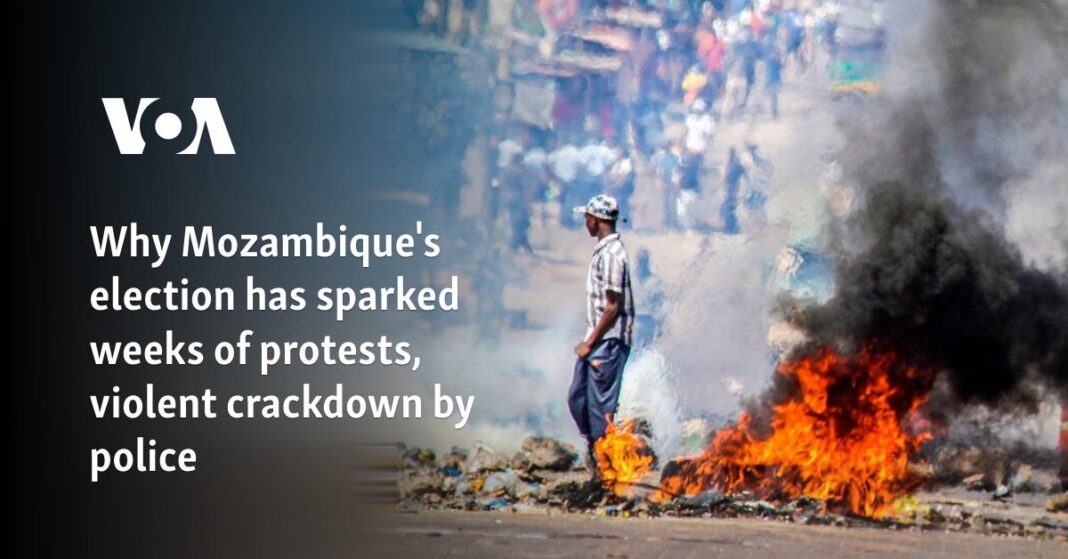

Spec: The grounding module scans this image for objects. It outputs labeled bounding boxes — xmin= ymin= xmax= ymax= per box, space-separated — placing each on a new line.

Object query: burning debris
xmin=594 ymin=419 xmax=656 ymax=497
xmin=396 ymin=433 xmax=1068 ymax=540
xmin=657 ymin=348 xmax=934 ymax=519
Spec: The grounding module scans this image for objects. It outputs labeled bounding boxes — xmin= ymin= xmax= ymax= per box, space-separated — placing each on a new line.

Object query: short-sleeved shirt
xmin=585 ymin=232 xmax=635 ymax=347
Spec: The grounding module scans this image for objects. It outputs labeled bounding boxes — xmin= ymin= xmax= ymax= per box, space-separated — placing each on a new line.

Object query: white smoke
xmin=618 ymin=349 xmax=685 ymax=459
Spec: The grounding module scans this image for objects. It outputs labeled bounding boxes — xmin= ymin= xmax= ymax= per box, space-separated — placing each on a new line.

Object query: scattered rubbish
xmin=480 ymin=497 xmax=511 ymax=511
xmin=1048 ymin=493 xmax=1068 ymax=513
xmin=464 ymin=442 xmax=511 ymax=473
xmin=482 ymin=470 xmax=520 ymax=496
xmin=514 ymin=436 xmax=577 ymax=472
xmin=394 ymin=438 xmax=1067 ymax=541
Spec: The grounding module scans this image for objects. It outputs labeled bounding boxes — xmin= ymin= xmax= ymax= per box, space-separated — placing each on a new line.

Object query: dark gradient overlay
xmin=21 ymin=1 xmax=473 ymax=555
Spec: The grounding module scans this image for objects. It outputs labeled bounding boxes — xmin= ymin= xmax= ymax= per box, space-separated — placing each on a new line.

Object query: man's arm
xmin=575 ymin=289 xmax=622 ymax=360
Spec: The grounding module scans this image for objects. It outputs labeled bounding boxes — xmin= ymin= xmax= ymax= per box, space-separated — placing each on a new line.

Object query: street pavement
xmin=362 ymin=510 xmax=1067 ymax=558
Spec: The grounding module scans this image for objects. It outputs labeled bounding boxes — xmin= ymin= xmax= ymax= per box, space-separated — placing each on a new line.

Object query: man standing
xmin=568 ymin=194 xmax=635 ymax=481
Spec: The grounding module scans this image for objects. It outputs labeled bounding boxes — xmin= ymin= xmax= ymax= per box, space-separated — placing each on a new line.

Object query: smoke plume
xmin=781 ymin=0 xmax=1068 ymax=412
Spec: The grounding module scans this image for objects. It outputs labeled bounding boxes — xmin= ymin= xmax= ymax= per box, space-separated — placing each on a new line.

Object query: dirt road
xmin=364 ymin=510 xmax=1067 ymax=558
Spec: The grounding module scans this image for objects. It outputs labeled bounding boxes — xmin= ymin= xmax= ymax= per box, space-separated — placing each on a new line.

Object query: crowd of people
xmin=410 ymin=0 xmax=853 ymax=250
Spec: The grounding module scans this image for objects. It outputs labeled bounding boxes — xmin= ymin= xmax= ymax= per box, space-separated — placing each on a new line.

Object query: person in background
xmin=721 ymin=146 xmax=748 ymax=234
xmin=680 ymin=101 xmax=713 ymax=228
xmin=506 ymin=161 xmax=537 ymax=254
xmin=573 ymin=140 xmax=621 ymax=224
xmin=682 ymin=65 xmax=710 ymax=107
xmin=696 ymin=27 xmax=726 ymax=104
xmin=765 ymin=42 xmax=784 ymax=119
xmin=685 ymin=100 xmax=716 ymax=158
xmin=567 ymin=194 xmax=635 ymax=483
xmin=784 ymin=2 xmax=807 ymax=71
xmin=653 ymin=145 xmax=683 ymax=230
xmin=737 ymin=28 xmax=760 ymax=111
xmin=548 ymin=139 xmax=583 ymax=227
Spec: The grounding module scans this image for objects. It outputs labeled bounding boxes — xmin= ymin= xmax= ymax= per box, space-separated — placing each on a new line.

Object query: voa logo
xmin=102 ymin=98 xmax=235 ymax=155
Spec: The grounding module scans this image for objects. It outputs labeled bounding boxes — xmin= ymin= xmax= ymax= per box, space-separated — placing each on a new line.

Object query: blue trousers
xmin=568 ymin=338 xmax=630 ymax=446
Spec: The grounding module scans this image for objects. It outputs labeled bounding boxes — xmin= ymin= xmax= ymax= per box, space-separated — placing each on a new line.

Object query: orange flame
xmin=658 ymin=347 xmax=933 ymax=519
xmin=594 ymin=419 xmax=655 ymax=496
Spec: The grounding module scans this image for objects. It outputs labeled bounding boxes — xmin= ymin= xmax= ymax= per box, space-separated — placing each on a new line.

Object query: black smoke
xmin=781 ymin=0 xmax=1068 ymax=411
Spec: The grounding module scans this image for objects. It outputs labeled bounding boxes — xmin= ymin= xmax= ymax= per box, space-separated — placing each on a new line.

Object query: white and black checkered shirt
xmin=585 ymin=232 xmax=635 ymax=346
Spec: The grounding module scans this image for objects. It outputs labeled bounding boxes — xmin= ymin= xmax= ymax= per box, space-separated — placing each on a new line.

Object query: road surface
xmin=363 ymin=510 xmax=1066 ymax=558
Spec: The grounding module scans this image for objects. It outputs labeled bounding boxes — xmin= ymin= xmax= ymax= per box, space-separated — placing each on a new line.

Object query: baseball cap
xmin=573 ymin=194 xmax=620 ymax=221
